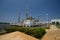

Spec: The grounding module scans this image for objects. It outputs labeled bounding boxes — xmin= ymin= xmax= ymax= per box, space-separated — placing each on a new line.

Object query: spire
xmin=26 ymin=2 xmax=28 ymax=19
xmin=37 ymin=16 xmax=40 ymax=21
xmin=18 ymin=8 xmax=20 ymax=23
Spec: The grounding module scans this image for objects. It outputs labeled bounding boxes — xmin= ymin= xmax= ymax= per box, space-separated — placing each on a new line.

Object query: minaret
xmin=37 ymin=16 xmax=40 ymax=21
xmin=18 ymin=9 xmax=20 ymax=23
xmin=26 ymin=4 xmax=28 ymax=19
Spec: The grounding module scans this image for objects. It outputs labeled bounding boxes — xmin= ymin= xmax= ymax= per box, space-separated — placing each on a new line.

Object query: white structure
xmin=10 ymin=22 xmax=22 ymax=26
xmin=51 ymin=19 xmax=60 ymax=24
xmin=23 ymin=20 xmax=34 ymax=27
xmin=23 ymin=19 xmax=40 ymax=27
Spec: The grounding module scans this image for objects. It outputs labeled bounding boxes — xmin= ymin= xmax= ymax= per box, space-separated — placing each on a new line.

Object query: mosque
xmin=10 ymin=3 xmax=60 ymax=27
xmin=10 ymin=4 xmax=40 ymax=27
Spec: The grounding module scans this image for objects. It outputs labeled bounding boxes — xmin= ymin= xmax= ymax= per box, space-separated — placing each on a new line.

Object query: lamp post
xmin=46 ymin=14 xmax=48 ymax=27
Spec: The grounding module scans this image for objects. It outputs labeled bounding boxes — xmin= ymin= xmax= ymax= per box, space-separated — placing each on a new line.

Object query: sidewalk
xmin=41 ymin=25 xmax=60 ymax=40
xmin=0 ymin=31 xmax=38 ymax=40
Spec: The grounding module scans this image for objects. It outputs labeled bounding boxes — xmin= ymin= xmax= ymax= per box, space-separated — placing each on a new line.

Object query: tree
xmin=56 ymin=22 xmax=59 ymax=25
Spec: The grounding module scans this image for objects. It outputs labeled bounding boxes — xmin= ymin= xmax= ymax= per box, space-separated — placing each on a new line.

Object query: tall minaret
xmin=18 ymin=9 xmax=20 ymax=23
xmin=26 ymin=4 xmax=28 ymax=19
xmin=37 ymin=16 xmax=40 ymax=21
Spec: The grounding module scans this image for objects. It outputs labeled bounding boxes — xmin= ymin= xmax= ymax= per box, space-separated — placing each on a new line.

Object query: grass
xmin=56 ymin=25 xmax=60 ymax=29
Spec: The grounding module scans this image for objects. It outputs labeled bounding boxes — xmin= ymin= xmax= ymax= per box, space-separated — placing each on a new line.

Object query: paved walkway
xmin=41 ymin=25 xmax=60 ymax=40
xmin=0 ymin=31 xmax=38 ymax=40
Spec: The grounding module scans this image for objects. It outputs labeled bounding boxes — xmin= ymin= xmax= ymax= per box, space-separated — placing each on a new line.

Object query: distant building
xmin=10 ymin=3 xmax=40 ymax=27
xmin=51 ymin=19 xmax=60 ymax=25
xmin=22 ymin=4 xmax=40 ymax=27
xmin=23 ymin=18 xmax=40 ymax=27
xmin=23 ymin=20 xmax=34 ymax=27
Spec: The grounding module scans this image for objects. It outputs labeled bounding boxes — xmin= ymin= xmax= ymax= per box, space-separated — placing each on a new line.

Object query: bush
xmin=56 ymin=22 xmax=59 ymax=25
xmin=0 ymin=32 xmax=7 ymax=35
xmin=32 ymin=28 xmax=46 ymax=39
xmin=45 ymin=27 xmax=50 ymax=29
xmin=5 ymin=27 xmax=46 ymax=39
xmin=5 ymin=27 xmax=17 ymax=33
xmin=56 ymin=25 xmax=60 ymax=29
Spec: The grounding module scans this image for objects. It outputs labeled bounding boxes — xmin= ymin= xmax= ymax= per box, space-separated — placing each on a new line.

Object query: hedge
xmin=4 ymin=27 xmax=46 ymax=39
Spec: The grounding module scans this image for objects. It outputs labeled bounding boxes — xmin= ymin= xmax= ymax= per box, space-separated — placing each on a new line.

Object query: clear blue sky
xmin=0 ymin=0 xmax=60 ymax=23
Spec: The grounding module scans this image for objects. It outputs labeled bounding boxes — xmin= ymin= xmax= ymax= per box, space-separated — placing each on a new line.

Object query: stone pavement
xmin=41 ymin=25 xmax=60 ymax=40
xmin=0 ymin=31 xmax=38 ymax=40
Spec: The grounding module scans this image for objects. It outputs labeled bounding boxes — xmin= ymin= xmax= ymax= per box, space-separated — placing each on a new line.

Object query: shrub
xmin=32 ymin=28 xmax=46 ymax=39
xmin=56 ymin=25 xmax=60 ymax=29
xmin=45 ymin=27 xmax=50 ymax=29
xmin=5 ymin=27 xmax=17 ymax=33
xmin=5 ymin=27 xmax=46 ymax=39
xmin=0 ymin=32 xmax=7 ymax=35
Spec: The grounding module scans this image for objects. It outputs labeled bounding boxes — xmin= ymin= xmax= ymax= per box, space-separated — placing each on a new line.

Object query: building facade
xmin=51 ymin=19 xmax=60 ymax=25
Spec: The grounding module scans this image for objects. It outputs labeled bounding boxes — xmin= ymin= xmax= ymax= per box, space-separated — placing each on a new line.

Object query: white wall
xmin=51 ymin=19 xmax=60 ymax=23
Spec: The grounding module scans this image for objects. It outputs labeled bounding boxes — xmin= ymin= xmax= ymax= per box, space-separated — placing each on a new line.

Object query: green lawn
xmin=57 ymin=25 xmax=60 ymax=29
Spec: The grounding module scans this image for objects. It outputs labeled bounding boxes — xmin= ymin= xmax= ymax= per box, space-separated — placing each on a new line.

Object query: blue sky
xmin=0 ymin=0 xmax=60 ymax=22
